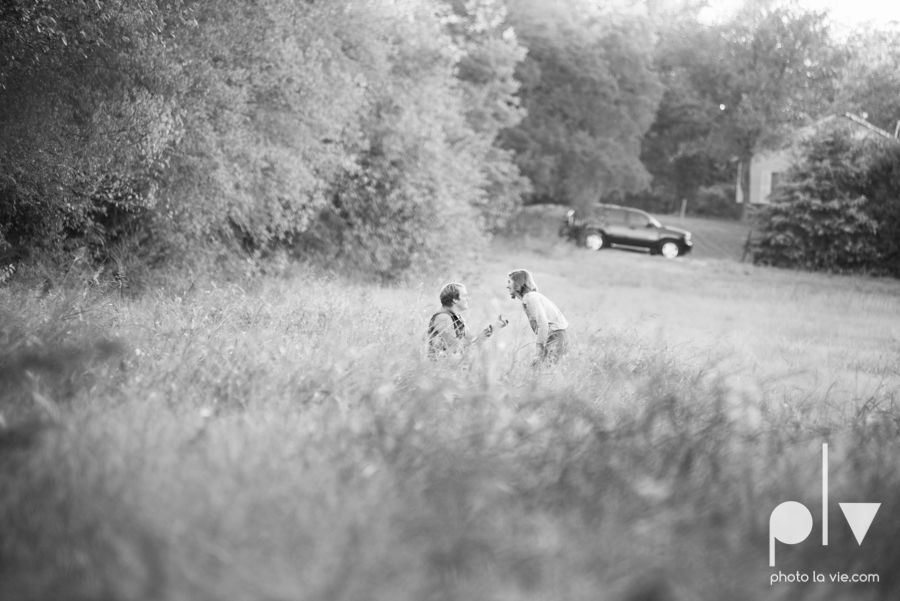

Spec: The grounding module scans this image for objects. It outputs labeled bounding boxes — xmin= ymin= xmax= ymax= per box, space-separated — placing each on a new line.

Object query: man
xmin=427 ymin=282 xmax=508 ymax=358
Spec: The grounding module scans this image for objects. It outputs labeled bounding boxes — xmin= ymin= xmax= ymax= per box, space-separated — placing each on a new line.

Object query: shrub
xmin=753 ymin=129 xmax=883 ymax=272
xmin=862 ymin=142 xmax=900 ymax=276
xmin=300 ymin=152 xmax=488 ymax=282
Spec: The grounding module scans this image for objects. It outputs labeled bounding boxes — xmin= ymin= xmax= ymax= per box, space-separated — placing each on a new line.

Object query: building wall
xmin=744 ymin=115 xmax=893 ymax=205
xmin=749 ymin=149 xmax=795 ymax=205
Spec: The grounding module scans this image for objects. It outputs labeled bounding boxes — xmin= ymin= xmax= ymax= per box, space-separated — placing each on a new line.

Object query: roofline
xmin=841 ymin=112 xmax=895 ymax=138
xmin=755 ymin=112 xmax=896 ymax=155
xmin=800 ymin=112 xmax=893 ymax=139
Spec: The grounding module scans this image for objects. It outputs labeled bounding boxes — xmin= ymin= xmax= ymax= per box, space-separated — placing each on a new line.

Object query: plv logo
xmin=769 ymin=444 xmax=880 ymax=566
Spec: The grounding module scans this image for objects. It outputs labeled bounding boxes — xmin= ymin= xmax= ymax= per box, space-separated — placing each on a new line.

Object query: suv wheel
xmin=658 ymin=240 xmax=680 ymax=259
xmin=583 ymin=231 xmax=605 ymax=251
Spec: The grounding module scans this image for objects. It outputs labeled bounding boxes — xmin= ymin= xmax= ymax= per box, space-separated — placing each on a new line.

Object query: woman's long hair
xmin=507 ymin=269 xmax=537 ymax=298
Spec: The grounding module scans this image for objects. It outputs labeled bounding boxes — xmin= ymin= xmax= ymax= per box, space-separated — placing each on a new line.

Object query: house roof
xmin=840 ymin=112 xmax=895 ymax=138
xmin=756 ymin=112 xmax=896 ymax=156
xmin=795 ymin=112 xmax=894 ymax=139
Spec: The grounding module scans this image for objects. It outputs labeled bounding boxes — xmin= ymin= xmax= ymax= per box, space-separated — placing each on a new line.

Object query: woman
xmin=507 ymin=269 xmax=569 ymax=364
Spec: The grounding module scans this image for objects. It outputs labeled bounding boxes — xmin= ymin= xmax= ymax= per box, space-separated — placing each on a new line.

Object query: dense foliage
xmin=0 ymin=0 xmax=183 ymax=257
xmin=863 ymin=143 xmax=900 ymax=275
xmin=5 ymin=0 xmax=900 ymax=279
xmin=0 ymin=0 xmax=528 ymax=279
xmin=837 ymin=26 xmax=900 ymax=134
xmin=501 ymin=0 xmax=662 ymax=207
xmin=753 ymin=128 xmax=900 ymax=275
xmin=635 ymin=0 xmax=847 ymax=217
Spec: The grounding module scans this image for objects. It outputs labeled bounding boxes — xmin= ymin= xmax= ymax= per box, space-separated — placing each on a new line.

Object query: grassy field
xmin=2 ymin=220 xmax=900 ymax=600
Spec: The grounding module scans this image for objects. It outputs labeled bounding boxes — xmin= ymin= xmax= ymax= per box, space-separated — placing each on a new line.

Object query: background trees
xmin=635 ymin=8 xmax=730 ymax=214
xmin=300 ymin=1 xmax=493 ymax=279
xmin=3 ymin=0 xmax=900 ymax=279
xmin=0 ymin=0 xmax=184 ymax=255
xmin=500 ymin=0 xmax=663 ymax=208
xmin=1 ymin=0 xmax=528 ymax=279
xmin=158 ymin=2 xmax=370 ymax=248
xmin=442 ymin=0 xmax=531 ymax=232
xmin=836 ymin=26 xmax=900 ymax=134
xmin=637 ymin=0 xmax=847 ymax=216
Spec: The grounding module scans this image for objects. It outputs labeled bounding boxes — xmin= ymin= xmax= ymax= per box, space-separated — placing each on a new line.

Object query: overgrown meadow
xmin=2 ymin=232 xmax=900 ymax=601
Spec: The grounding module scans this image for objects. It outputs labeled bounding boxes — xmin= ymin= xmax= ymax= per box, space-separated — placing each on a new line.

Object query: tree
xmin=0 ymin=0 xmax=186 ymax=255
xmin=441 ymin=0 xmax=531 ymax=232
xmin=637 ymin=14 xmax=729 ymax=212
xmin=637 ymin=0 xmax=846 ymax=218
xmin=0 ymin=0 xmax=530 ymax=280
xmin=156 ymin=1 xmax=372 ymax=249
xmin=836 ymin=26 xmax=900 ymax=135
xmin=753 ymin=128 xmax=881 ymax=272
xmin=294 ymin=0 xmax=492 ymax=280
xmin=500 ymin=0 xmax=663 ymax=207
xmin=711 ymin=1 xmax=845 ymax=159
xmin=857 ymin=138 xmax=900 ymax=277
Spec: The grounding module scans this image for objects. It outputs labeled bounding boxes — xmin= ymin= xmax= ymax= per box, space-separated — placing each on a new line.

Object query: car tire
xmin=658 ymin=240 xmax=680 ymax=259
xmin=583 ymin=231 xmax=605 ymax=251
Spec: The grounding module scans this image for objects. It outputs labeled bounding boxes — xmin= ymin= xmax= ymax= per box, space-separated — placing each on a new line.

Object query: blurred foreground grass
xmin=1 ymin=251 xmax=899 ymax=601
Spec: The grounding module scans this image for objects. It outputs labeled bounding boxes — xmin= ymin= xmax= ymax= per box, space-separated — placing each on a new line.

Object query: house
xmin=737 ymin=112 xmax=896 ymax=205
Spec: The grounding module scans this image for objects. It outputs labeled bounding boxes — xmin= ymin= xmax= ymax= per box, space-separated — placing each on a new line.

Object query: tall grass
xmin=1 ymin=258 xmax=899 ymax=600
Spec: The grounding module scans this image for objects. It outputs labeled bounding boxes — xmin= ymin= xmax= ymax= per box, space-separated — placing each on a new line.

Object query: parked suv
xmin=560 ymin=204 xmax=692 ymax=258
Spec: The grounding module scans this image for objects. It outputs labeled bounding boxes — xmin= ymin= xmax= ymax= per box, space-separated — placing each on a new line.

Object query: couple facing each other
xmin=427 ymin=269 xmax=569 ymax=364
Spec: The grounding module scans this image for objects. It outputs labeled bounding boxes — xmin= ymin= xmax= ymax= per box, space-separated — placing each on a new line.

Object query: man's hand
xmin=481 ymin=316 xmax=508 ymax=340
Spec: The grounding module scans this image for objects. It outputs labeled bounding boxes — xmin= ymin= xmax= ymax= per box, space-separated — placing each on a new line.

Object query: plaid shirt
xmin=427 ymin=308 xmax=467 ymax=357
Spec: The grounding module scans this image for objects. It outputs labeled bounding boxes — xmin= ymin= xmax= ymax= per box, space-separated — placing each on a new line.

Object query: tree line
xmin=1 ymin=0 xmax=899 ymax=280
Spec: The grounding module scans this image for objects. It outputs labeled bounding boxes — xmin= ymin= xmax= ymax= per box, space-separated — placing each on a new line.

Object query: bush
xmin=753 ymin=129 xmax=885 ymax=273
xmin=298 ymin=152 xmax=488 ymax=283
xmin=862 ymin=142 xmax=900 ymax=276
